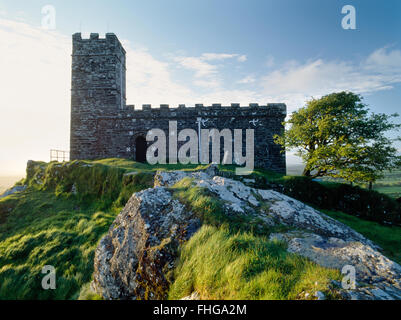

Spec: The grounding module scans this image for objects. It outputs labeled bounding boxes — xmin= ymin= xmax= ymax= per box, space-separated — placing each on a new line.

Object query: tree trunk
xmin=302 ymin=168 xmax=311 ymax=177
xmin=369 ymin=182 xmax=373 ymax=191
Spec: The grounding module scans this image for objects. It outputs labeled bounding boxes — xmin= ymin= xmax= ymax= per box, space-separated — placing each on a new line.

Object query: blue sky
xmin=0 ymin=0 xmax=400 ymax=174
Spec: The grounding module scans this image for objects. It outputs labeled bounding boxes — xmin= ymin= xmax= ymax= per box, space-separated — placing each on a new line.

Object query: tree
xmin=274 ymin=92 xmax=401 ymax=185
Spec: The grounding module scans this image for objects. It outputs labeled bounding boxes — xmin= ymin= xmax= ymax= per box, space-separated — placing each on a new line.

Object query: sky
xmin=0 ymin=0 xmax=400 ymax=175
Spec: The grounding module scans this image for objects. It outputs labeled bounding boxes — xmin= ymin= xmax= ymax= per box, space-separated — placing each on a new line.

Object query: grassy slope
xmin=0 ymin=160 xmax=154 ymax=299
xmin=0 ymin=190 xmax=117 ymax=299
xmin=0 ymin=158 xmax=400 ymax=300
xmin=0 ymin=159 xmax=209 ymax=299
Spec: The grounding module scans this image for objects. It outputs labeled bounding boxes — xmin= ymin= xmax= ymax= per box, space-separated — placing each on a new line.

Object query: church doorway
xmin=135 ymin=136 xmax=147 ymax=163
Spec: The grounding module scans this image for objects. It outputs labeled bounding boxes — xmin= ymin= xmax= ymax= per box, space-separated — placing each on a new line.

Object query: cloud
xmin=193 ymin=79 xmax=222 ymax=88
xmin=122 ymin=44 xmax=193 ymax=106
xmin=200 ymin=53 xmax=246 ymax=62
xmin=237 ymin=55 xmax=247 ymax=62
xmin=365 ymin=47 xmax=401 ymax=71
xmin=237 ymin=75 xmax=256 ymax=84
xmin=173 ymin=56 xmax=218 ymax=78
xmin=265 ymin=55 xmax=274 ymax=68
xmin=260 ymin=48 xmax=401 ymax=112
xmin=262 ymin=59 xmax=356 ymax=95
xmin=201 ymin=53 xmax=237 ymax=61
xmin=173 ymin=52 xmax=247 ymax=88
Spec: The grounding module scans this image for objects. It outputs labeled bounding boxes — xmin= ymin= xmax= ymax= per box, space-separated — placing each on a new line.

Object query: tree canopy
xmin=274 ymin=92 xmax=401 ymax=184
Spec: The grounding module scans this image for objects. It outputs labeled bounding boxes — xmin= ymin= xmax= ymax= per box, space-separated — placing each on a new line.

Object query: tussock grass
xmin=168 ymin=225 xmax=341 ymax=300
xmin=0 ymin=190 xmax=117 ymax=299
xmin=78 ymin=283 xmax=103 ymax=300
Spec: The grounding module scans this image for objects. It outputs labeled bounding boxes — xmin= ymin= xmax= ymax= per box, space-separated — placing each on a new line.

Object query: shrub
xmin=217 ymin=166 xmax=401 ymax=225
xmin=281 ymin=177 xmax=400 ymax=225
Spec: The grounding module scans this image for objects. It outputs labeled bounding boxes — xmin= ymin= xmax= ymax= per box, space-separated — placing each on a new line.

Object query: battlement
xmin=125 ymin=103 xmax=287 ymax=115
xmin=72 ymin=32 xmax=120 ymax=42
xmin=72 ymin=32 xmax=126 ymax=55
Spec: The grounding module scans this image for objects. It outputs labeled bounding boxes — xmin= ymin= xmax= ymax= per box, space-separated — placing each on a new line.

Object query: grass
xmin=168 ymin=226 xmax=341 ymax=300
xmin=0 ymin=159 xmax=210 ymax=300
xmin=0 ymin=159 xmax=154 ymax=300
xmin=218 ymin=164 xmax=286 ymax=182
xmin=78 ymin=283 xmax=103 ymax=300
xmin=91 ymin=158 xmax=210 ymax=173
xmin=0 ymin=190 xmax=117 ymax=299
xmin=322 ymin=209 xmax=401 ymax=264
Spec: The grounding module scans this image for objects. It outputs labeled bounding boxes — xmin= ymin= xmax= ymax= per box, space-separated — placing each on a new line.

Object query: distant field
xmin=286 ymin=164 xmax=401 ymax=199
xmin=0 ymin=176 xmax=23 ymax=195
xmin=286 ymin=163 xmax=304 ymax=176
xmin=372 ymin=170 xmax=401 ymax=199
xmin=318 ymin=169 xmax=401 ymax=199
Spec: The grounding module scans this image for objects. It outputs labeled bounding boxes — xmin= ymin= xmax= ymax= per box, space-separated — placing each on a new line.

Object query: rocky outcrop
xmin=269 ymin=232 xmax=401 ymax=299
xmin=92 ymin=167 xmax=401 ymax=300
xmin=92 ymin=186 xmax=201 ymax=300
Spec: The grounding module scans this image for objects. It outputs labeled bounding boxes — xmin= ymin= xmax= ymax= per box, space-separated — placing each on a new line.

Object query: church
xmin=69 ymin=33 xmax=286 ymax=173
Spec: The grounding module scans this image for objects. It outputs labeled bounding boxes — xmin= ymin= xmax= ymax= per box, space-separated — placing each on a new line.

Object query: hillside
xmin=372 ymin=170 xmax=401 ymax=199
xmin=0 ymin=159 xmax=400 ymax=300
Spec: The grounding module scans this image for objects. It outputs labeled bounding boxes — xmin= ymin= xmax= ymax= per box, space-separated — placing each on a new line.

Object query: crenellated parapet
xmin=123 ymin=103 xmax=286 ymax=119
xmin=72 ymin=32 xmax=126 ymax=56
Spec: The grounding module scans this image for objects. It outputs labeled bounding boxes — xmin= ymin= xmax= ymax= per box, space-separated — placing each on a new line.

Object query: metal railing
xmin=50 ymin=149 xmax=70 ymax=162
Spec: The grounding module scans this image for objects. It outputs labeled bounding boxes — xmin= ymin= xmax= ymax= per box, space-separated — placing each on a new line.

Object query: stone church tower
xmin=70 ymin=33 xmax=126 ymax=160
